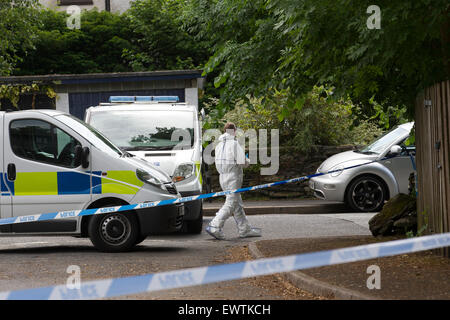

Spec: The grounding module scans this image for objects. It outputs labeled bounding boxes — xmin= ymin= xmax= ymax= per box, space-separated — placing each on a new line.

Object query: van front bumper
xmin=179 ymin=191 xmax=202 ymax=220
xmin=137 ymin=203 xmax=184 ymax=235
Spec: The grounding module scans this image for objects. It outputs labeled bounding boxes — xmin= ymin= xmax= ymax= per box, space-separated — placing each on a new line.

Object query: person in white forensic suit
xmin=206 ymin=122 xmax=262 ymax=240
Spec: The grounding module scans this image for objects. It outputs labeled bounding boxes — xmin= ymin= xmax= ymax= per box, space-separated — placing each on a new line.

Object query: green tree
xmin=184 ymin=0 xmax=450 ymax=117
xmin=224 ymin=87 xmax=383 ymax=154
xmin=15 ymin=1 xmax=210 ymax=75
xmin=182 ymin=0 xmax=288 ymax=109
xmin=124 ymin=0 xmax=210 ymax=71
xmin=270 ymin=0 xmax=450 ymax=116
xmin=0 ymin=0 xmax=40 ymax=75
xmin=14 ymin=9 xmax=134 ymax=75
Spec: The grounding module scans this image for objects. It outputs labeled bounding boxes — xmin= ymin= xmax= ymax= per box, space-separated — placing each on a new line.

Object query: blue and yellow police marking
xmin=195 ymin=161 xmax=202 ymax=186
xmin=1 ymin=173 xmax=13 ymax=196
xmin=101 ymin=170 xmax=144 ymax=195
xmin=15 ymin=172 xmax=58 ymax=196
xmin=0 ymin=170 xmax=143 ymax=196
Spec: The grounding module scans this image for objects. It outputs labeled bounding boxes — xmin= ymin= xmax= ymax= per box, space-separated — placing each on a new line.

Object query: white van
xmin=84 ymin=96 xmax=203 ymax=234
xmin=0 ymin=110 xmax=184 ymax=252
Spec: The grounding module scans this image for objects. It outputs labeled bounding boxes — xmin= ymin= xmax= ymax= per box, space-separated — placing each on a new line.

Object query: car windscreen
xmin=88 ymin=110 xmax=195 ymax=151
xmin=359 ymin=126 xmax=409 ymax=155
xmin=55 ymin=114 xmax=123 ymax=157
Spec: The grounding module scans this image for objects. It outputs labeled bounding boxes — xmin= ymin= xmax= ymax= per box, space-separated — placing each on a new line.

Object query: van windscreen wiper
xmin=121 ymin=146 xmax=174 ymax=151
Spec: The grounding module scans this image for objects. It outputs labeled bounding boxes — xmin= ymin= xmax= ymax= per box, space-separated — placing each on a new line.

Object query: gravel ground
xmin=255 ymin=235 xmax=450 ymax=300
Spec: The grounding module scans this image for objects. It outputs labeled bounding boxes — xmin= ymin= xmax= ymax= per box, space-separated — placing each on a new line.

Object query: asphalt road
xmin=0 ymin=212 xmax=376 ymax=299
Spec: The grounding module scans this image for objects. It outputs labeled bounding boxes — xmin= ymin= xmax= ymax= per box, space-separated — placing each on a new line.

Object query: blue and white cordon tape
xmin=0 ymin=154 xmax=448 ymax=300
xmin=0 ymin=157 xmax=394 ymax=227
xmin=1 ymin=232 xmax=449 ymax=300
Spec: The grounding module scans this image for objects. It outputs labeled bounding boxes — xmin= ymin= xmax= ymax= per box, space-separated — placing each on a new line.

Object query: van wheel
xmin=88 ymin=212 xmax=139 ymax=252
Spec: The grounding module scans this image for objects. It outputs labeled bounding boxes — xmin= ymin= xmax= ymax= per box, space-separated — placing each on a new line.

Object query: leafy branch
xmin=0 ymin=83 xmax=57 ymax=109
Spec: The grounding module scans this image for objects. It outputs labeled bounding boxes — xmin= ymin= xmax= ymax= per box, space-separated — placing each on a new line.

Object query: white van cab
xmin=0 ymin=110 xmax=184 ymax=252
xmin=85 ymin=96 xmax=203 ymax=234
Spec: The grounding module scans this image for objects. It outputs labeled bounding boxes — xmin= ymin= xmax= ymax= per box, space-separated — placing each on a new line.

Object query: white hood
xmin=318 ymin=150 xmax=377 ymax=172
xmin=219 ymin=132 xmax=235 ymax=142
xmin=128 ymin=149 xmax=194 ymax=177
xmin=122 ymin=156 xmax=172 ymax=183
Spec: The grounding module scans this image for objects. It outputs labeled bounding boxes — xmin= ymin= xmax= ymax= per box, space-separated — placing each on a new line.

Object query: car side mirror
xmin=389 ymin=145 xmax=402 ymax=156
xmin=73 ymin=145 xmax=83 ymax=167
xmin=81 ymin=147 xmax=90 ymax=168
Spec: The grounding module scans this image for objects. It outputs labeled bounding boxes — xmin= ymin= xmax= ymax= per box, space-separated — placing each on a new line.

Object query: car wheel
xmin=88 ymin=212 xmax=139 ymax=252
xmin=346 ymin=175 xmax=387 ymax=212
xmin=181 ymin=203 xmax=203 ymax=234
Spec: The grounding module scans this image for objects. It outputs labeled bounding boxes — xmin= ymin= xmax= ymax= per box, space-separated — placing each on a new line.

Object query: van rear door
xmin=0 ymin=113 xmax=13 ymax=233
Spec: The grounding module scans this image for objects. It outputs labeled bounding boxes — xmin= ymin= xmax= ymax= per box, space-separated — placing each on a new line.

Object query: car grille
xmin=164 ymin=183 xmax=178 ymax=195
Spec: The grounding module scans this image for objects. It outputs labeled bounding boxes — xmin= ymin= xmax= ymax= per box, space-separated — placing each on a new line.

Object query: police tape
xmin=1 ymin=232 xmax=449 ymax=300
xmin=0 ymin=157 xmax=390 ymax=227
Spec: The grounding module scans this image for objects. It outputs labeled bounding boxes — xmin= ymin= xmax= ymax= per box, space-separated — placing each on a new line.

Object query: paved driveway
xmin=0 ymin=212 xmax=376 ymax=299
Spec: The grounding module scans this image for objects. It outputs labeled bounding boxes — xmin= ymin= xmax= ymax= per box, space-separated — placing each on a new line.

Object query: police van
xmin=0 ymin=109 xmax=184 ymax=252
xmin=85 ymin=96 xmax=203 ymax=234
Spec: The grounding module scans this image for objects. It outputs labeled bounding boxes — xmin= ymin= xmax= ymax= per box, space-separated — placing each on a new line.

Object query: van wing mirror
xmin=74 ymin=145 xmax=83 ymax=167
xmin=82 ymin=147 xmax=90 ymax=168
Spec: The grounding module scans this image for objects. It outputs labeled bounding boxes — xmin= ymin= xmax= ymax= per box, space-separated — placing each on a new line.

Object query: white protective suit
xmin=209 ymin=132 xmax=252 ymax=235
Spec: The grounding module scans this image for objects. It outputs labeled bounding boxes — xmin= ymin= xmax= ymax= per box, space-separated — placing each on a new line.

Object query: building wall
xmin=54 ymin=78 xmax=201 ymax=119
xmin=39 ymin=0 xmax=135 ymax=13
xmin=67 ymin=88 xmax=186 ymax=119
xmin=39 ymin=0 xmax=104 ymax=11
xmin=110 ymin=0 xmax=134 ymax=13
xmin=57 ymin=93 xmax=70 ymax=114
xmin=185 ymin=88 xmax=199 ymax=109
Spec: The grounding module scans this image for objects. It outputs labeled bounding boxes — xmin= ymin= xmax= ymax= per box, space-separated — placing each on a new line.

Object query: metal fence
xmin=415 ymin=80 xmax=450 ymax=257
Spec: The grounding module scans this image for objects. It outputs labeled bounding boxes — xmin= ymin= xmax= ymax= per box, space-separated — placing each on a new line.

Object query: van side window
xmin=10 ymin=119 xmax=81 ymax=168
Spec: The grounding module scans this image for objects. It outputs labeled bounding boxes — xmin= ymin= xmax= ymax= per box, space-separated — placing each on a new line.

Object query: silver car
xmin=309 ymin=122 xmax=415 ymax=212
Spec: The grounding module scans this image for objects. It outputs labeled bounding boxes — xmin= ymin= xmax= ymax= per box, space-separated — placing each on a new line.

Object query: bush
xmin=14 ymin=9 xmax=133 ymax=75
xmin=224 ymin=86 xmax=383 ymax=154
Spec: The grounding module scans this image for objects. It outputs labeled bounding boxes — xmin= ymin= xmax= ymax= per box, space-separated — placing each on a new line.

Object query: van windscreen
xmin=88 ymin=110 xmax=195 ymax=151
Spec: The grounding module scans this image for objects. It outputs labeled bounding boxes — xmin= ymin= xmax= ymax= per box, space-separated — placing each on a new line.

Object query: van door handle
xmin=7 ymin=163 xmax=16 ymax=181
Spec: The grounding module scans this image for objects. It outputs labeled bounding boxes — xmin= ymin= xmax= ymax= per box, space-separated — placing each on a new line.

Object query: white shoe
xmin=239 ymin=227 xmax=262 ymax=238
xmin=206 ymin=225 xmax=225 ymax=240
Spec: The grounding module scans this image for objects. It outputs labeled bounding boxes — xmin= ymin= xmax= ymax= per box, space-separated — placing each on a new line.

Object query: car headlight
xmin=318 ymin=162 xmax=325 ymax=173
xmin=172 ymin=163 xmax=195 ymax=183
xmin=329 ymin=165 xmax=344 ymax=177
xmin=136 ymin=168 xmax=164 ymax=189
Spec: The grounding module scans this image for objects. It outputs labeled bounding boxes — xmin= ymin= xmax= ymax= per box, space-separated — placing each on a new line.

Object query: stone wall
xmin=203 ymin=145 xmax=356 ymax=199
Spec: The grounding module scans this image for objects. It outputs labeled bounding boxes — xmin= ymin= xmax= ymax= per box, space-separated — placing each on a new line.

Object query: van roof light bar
xmin=108 ymin=96 xmax=180 ymax=103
